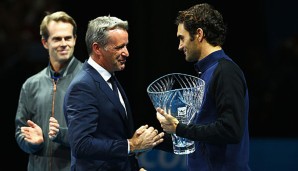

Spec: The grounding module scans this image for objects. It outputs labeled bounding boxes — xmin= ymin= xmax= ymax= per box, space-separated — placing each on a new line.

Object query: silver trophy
xmin=147 ymin=73 xmax=205 ymax=155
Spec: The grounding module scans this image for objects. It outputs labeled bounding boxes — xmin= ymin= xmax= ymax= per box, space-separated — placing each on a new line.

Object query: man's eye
xmin=53 ymin=38 xmax=61 ymax=41
xmin=116 ymin=45 xmax=125 ymax=50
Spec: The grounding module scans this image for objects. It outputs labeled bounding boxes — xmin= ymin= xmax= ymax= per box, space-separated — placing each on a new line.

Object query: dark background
xmin=1 ymin=0 xmax=298 ymax=170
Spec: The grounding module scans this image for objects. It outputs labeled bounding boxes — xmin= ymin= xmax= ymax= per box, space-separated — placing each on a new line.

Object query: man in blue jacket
xmin=155 ymin=3 xmax=251 ymax=171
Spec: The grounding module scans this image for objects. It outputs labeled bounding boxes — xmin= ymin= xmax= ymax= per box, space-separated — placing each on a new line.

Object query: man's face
xmin=42 ymin=21 xmax=76 ymax=64
xmin=100 ymin=29 xmax=129 ymax=73
xmin=177 ymin=24 xmax=199 ymax=62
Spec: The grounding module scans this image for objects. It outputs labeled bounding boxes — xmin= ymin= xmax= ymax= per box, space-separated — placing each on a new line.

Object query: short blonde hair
xmin=40 ymin=11 xmax=77 ymax=40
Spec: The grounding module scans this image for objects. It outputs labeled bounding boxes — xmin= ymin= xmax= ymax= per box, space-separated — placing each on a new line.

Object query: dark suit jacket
xmin=64 ymin=61 xmax=139 ymax=171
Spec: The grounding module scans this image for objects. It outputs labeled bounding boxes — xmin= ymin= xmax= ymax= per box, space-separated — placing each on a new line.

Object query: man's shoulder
xmin=217 ymin=58 xmax=243 ymax=73
xmin=24 ymin=67 xmax=48 ymax=83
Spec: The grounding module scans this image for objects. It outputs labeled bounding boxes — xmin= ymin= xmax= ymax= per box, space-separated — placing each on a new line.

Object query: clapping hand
xmin=21 ymin=120 xmax=44 ymax=145
xmin=49 ymin=117 xmax=60 ymax=140
xmin=129 ymin=125 xmax=164 ymax=153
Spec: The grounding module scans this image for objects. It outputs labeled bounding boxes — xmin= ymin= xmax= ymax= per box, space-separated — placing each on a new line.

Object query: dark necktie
xmin=109 ymin=75 xmax=119 ymax=99
xmin=110 ymin=75 xmax=128 ymax=117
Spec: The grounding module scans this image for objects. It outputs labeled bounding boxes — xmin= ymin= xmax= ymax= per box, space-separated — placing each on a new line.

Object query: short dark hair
xmin=175 ymin=3 xmax=227 ymax=46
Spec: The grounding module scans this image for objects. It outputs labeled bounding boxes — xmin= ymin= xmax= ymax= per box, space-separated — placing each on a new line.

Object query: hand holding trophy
xmin=147 ymin=73 xmax=205 ymax=155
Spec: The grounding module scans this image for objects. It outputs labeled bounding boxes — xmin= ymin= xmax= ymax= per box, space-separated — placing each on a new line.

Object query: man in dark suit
xmin=64 ymin=16 xmax=164 ymax=171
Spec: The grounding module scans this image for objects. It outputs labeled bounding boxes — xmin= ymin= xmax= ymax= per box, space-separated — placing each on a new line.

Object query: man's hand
xmin=156 ymin=107 xmax=179 ymax=134
xmin=21 ymin=120 xmax=44 ymax=145
xmin=49 ymin=117 xmax=60 ymax=140
xmin=129 ymin=125 xmax=164 ymax=153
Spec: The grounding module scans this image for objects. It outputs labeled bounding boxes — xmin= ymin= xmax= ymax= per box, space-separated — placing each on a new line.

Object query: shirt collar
xmin=87 ymin=57 xmax=111 ymax=82
xmin=194 ymin=49 xmax=227 ymax=74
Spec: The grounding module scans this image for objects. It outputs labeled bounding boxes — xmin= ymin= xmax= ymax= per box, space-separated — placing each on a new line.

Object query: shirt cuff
xmin=127 ymin=139 xmax=130 ymax=154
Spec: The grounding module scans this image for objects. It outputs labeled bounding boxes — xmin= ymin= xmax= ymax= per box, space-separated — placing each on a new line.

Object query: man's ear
xmin=92 ymin=42 xmax=102 ymax=55
xmin=41 ymin=38 xmax=49 ymax=49
xmin=91 ymin=43 xmax=106 ymax=62
xmin=196 ymin=28 xmax=204 ymax=41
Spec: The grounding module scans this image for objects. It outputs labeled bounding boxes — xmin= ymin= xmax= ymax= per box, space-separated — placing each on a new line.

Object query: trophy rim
xmin=147 ymin=87 xmax=202 ymax=94
xmin=147 ymin=72 xmax=205 ymax=93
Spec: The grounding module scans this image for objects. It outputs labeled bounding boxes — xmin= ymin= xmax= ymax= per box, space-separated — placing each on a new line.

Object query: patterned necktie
xmin=109 ymin=75 xmax=119 ymax=99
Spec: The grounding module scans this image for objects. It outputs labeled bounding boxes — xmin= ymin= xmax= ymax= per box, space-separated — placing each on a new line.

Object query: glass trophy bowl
xmin=147 ymin=73 xmax=205 ymax=155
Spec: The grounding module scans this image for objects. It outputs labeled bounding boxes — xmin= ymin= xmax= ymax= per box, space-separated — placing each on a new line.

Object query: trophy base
xmin=172 ymin=134 xmax=195 ymax=155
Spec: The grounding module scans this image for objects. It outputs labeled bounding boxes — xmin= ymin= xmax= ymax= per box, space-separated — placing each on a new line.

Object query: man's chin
xmin=119 ymin=64 xmax=126 ymax=71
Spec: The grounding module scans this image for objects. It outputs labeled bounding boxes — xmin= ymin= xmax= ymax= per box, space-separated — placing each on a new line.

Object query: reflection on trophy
xmin=147 ymin=73 xmax=205 ymax=155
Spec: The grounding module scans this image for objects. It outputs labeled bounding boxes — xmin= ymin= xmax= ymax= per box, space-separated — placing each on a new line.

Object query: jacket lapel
xmin=114 ymin=78 xmax=134 ymax=135
xmin=83 ymin=62 xmax=128 ymax=122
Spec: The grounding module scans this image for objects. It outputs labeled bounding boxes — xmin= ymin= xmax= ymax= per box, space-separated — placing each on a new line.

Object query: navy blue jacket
xmin=157 ymin=50 xmax=250 ymax=171
xmin=64 ymin=61 xmax=138 ymax=171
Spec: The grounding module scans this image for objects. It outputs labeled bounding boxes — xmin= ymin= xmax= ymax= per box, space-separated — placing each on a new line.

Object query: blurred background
xmin=2 ymin=0 xmax=298 ymax=170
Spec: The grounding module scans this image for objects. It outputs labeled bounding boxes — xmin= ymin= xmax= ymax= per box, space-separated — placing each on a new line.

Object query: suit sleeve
xmin=176 ymin=60 xmax=247 ymax=144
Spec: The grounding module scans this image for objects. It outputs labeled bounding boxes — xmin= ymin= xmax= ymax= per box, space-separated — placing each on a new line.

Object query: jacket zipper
xmin=49 ymin=79 xmax=58 ymax=171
